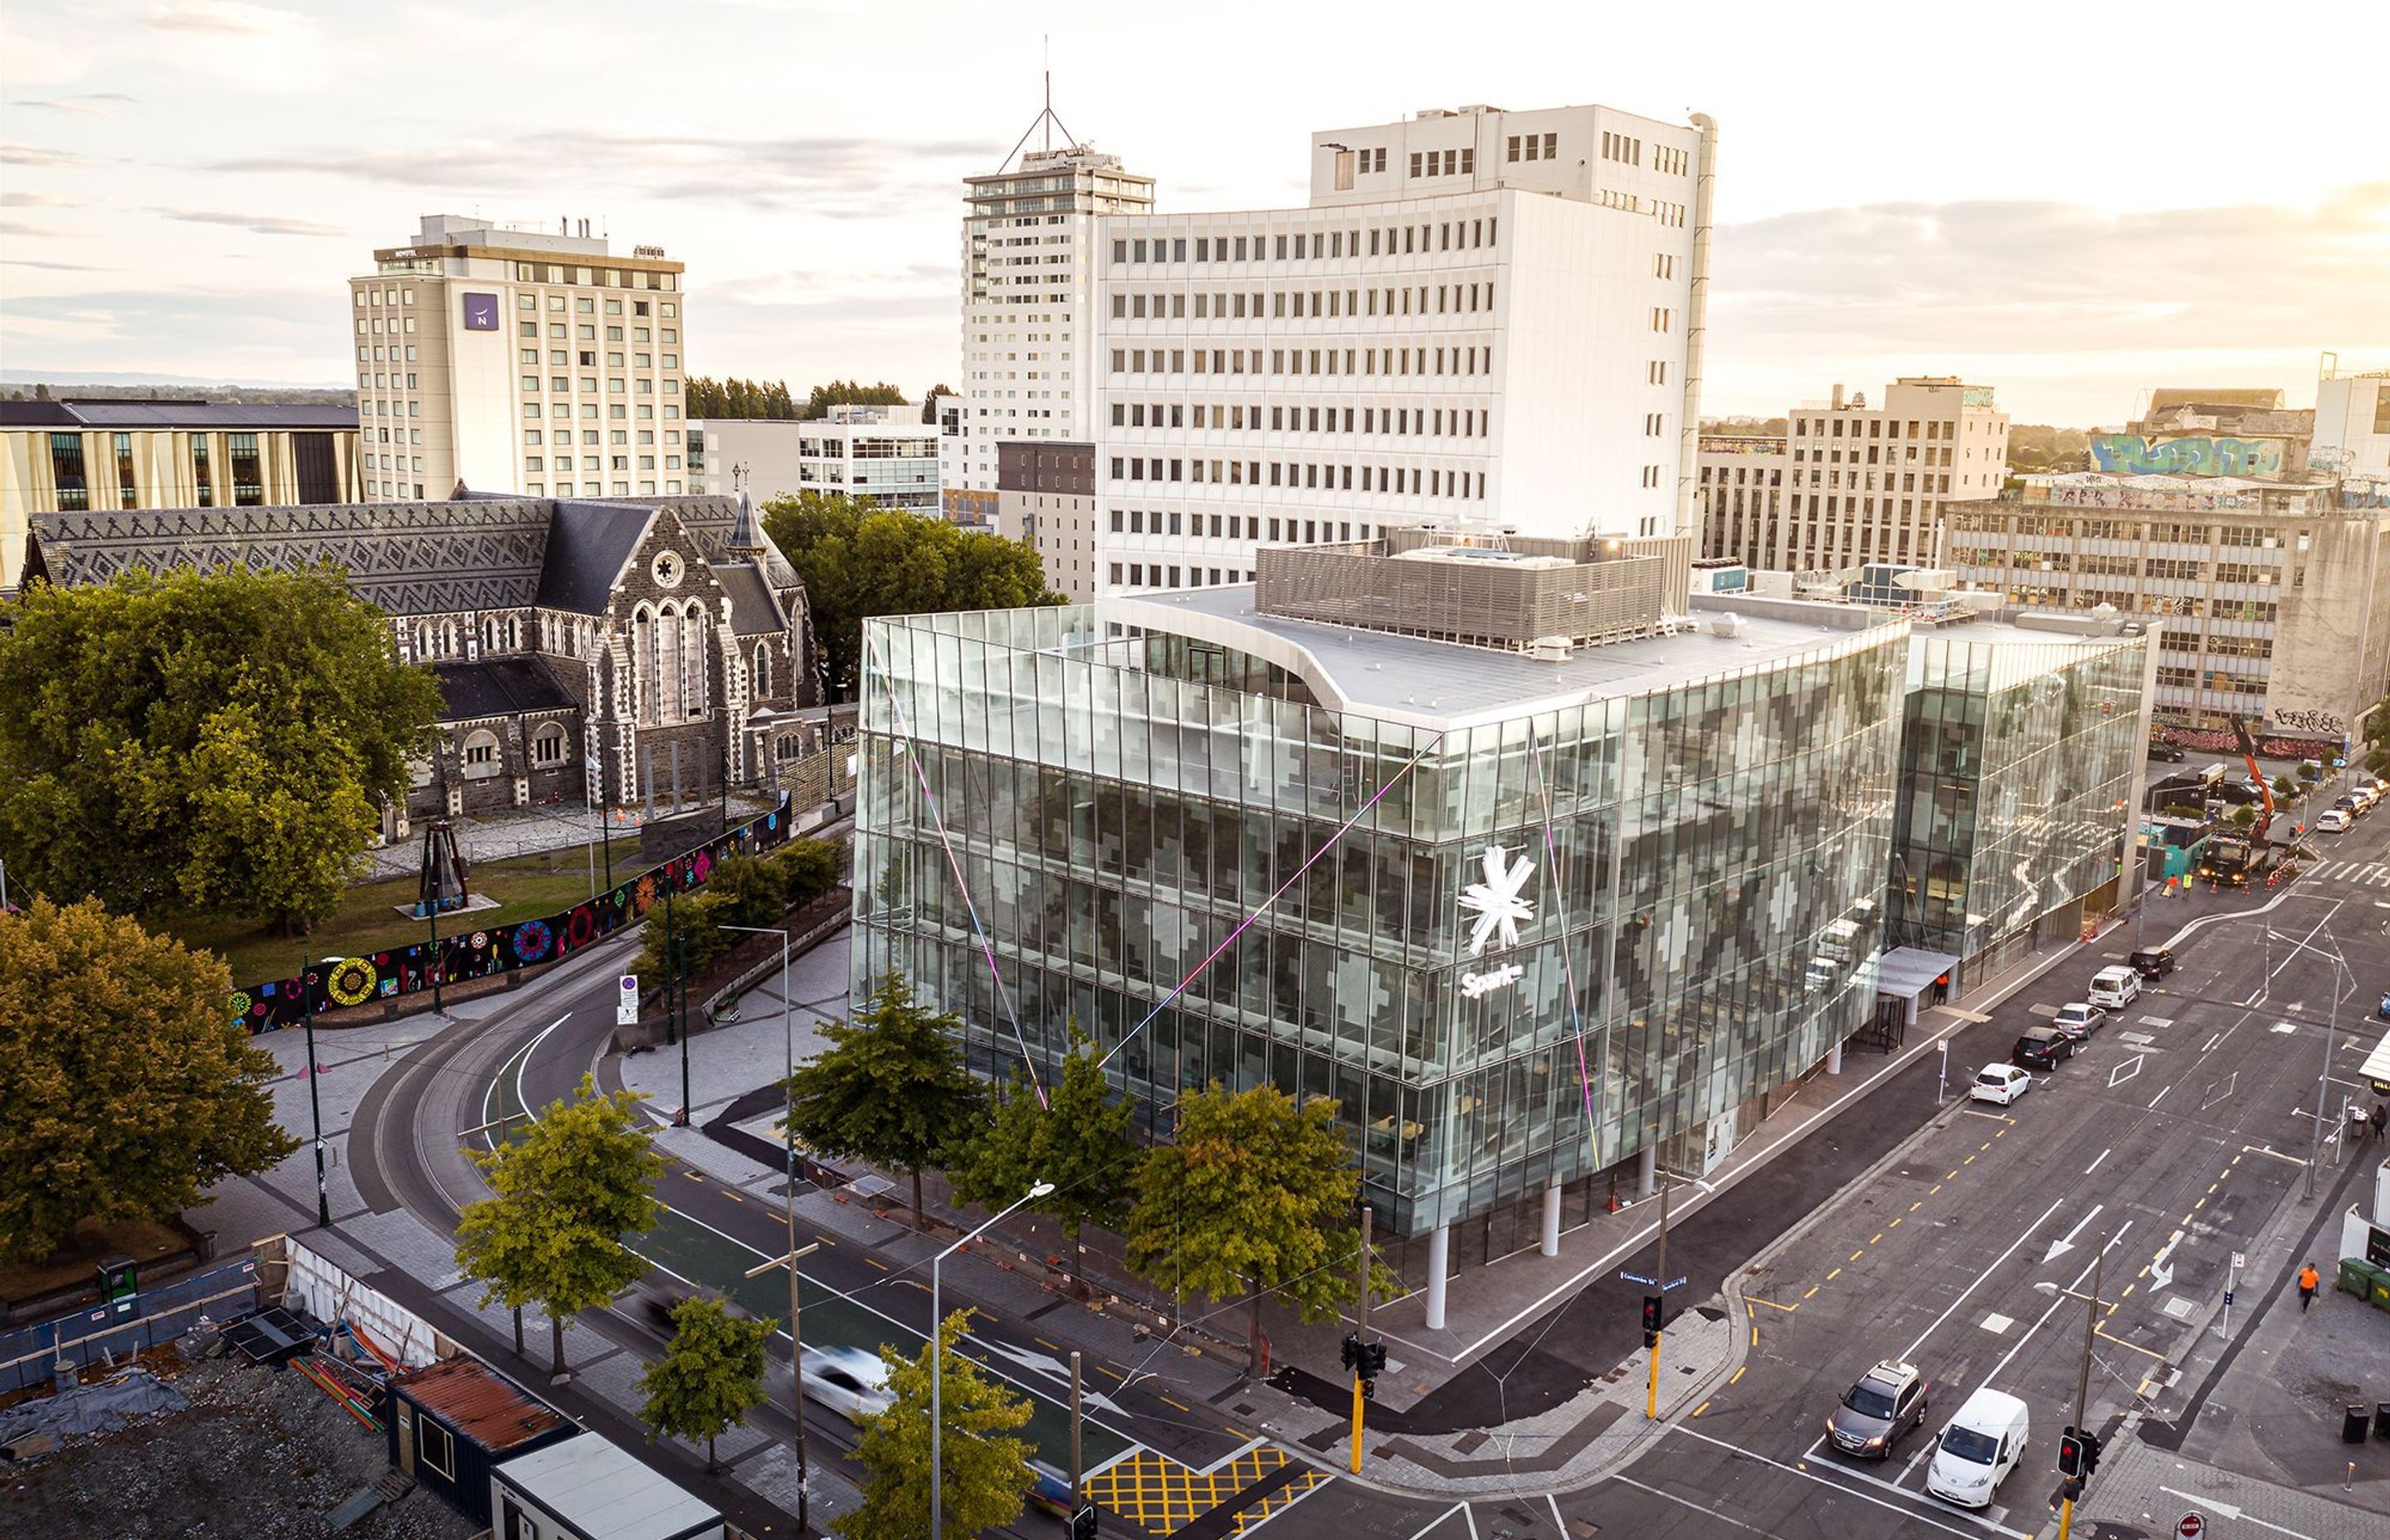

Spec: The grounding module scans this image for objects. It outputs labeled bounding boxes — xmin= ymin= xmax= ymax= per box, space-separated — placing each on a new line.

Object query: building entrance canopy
xmin=1875 ymin=946 xmax=1960 ymax=1003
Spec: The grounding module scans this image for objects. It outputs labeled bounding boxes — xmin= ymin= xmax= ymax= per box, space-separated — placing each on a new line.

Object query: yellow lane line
xmin=1729 ymin=1365 xmax=1746 ymax=1386
xmin=1871 ymin=1233 xmax=1884 ymax=1245
xmin=1746 ymin=1296 xmax=1800 ymax=1312
xmin=1803 ymin=1285 xmax=1820 ymax=1299
xmin=1827 ymin=1267 xmax=1843 ymax=1281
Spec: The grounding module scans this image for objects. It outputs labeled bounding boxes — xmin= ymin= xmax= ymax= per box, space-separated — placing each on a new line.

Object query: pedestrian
xmin=2299 ymin=1261 xmax=2321 ymax=1311
xmin=2374 ymin=1104 xmax=2388 ymax=1143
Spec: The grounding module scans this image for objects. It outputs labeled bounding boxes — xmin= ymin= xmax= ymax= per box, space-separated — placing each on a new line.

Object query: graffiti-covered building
xmin=1948 ymin=474 xmax=2390 ymax=761
xmin=2091 ymin=389 xmax=2315 ymax=481
xmin=22 ymin=491 xmax=828 ymax=827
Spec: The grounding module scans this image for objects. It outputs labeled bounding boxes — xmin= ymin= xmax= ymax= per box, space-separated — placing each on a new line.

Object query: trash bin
xmin=2341 ymin=1257 xmax=2382 ymax=1299
xmin=2375 ymin=1402 xmax=2390 ymax=1440
xmin=2346 ymin=1405 xmax=2371 ymax=1443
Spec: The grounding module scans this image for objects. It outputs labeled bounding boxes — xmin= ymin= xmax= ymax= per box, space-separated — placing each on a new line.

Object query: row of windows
xmin=524 ymin=428 xmax=680 ymax=447
xmin=1794 ymin=416 xmax=1989 ymax=441
xmin=521 ymin=480 xmax=681 ymax=497
xmin=518 ymin=348 xmax=675 ymax=369
xmin=1950 ymin=515 xmax=2305 ymax=548
xmin=46 ymin=431 xmax=261 ymax=510
xmin=1111 ymin=217 xmax=1498 ymax=266
xmin=1795 ymin=445 xmax=1962 ymax=465
xmin=1508 ymin=131 xmax=1561 ymax=163
xmin=1411 ymin=146 xmax=1475 ymax=178
xmin=1112 ymin=511 xmax=1377 ymax=543
xmin=519 ymin=402 xmax=682 ymax=422
xmin=524 ymin=455 xmax=678 ymax=472
xmin=1109 ymin=455 xmax=1485 ymax=499
xmin=510 ymin=290 xmax=669 ymax=317
xmin=508 ymin=261 xmax=677 ymax=291
xmin=1110 ymin=343 xmax=1495 ymax=379
xmin=1111 ymin=401 xmax=1489 ymax=438
xmin=1111 ymin=562 xmax=1255 ymax=589
xmin=1111 ymin=279 xmax=1496 ymax=321
xmin=1953 ymin=550 xmax=2284 ymax=585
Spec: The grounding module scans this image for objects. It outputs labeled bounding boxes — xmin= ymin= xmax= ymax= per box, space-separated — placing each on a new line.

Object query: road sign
xmin=1665 ymin=1275 xmax=1689 ymax=1292
xmin=1620 ymin=1270 xmax=1660 ymax=1286
xmin=2177 ymin=1513 xmax=2205 ymax=1540
xmin=617 ymin=973 xmax=640 ymax=1026
xmin=2232 ymin=1252 xmax=2246 ymax=1270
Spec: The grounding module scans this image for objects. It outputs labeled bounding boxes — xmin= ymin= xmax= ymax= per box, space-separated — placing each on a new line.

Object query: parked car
xmin=2087 ymin=966 xmax=2141 ymax=1010
xmin=2146 ymin=743 xmax=2185 ymax=763
xmin=1970 ymin=1064 xmax=2033 ymax=1106
xmin=2050 ymin=1002 xmax=2105 ymax=1042
xmin=2319 ymin=809 xmax=2352 ymax=833
xmin=1926 ymin=1388 xmax=2031 ymax=1508
xmin=1825 ymin=1359 xmax=1932 ymax=1458
xmin=2013 ymin=1027 xmax=2075 ymax=1070
xmin=2129 ymin=946 xmax=2176 ymax=980
xmin=802 ymin=1345 xmax=895 ymax=1425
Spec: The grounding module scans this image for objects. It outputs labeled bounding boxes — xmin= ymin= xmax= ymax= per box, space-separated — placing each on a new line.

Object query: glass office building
xmin=1886 ymin=623 xmax=2154 ymax=981
xmin=851 ymin=569 xmax=1910 ymax=1289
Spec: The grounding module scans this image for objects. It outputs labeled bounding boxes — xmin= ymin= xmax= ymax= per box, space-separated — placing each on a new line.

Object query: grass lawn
xmin=0 ymin=1218 xmax=190 ymax=1309
xmin=169 ymin=849 xmax=609 ymax=987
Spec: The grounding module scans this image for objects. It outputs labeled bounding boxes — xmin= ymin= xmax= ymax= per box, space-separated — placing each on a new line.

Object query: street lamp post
xmin=719 ymin=921 xmax=794 ymax=1178
xmin=2273 ymin=927 xmax=2355 ymax=1200
xmin=2036 ymin=1237 xmax=2110 ymax=1540
xmin=931 ymin=1180 xmax=1053 ymax=1540
xmin=301 ymin=956 xmax=329 ymax=1228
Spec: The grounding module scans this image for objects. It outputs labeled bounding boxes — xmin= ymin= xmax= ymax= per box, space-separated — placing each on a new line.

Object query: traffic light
xmin=1340 ymin=1333 xmax=1362 ymax=1372
xmin=2080 ymin=1430 xmax=2101 ymax=1479
xmin=1361 ymin=1340 xmax=1388 ymax=1378
xmin=1641 ymin=1294 xmax=1664 ymax=1334
xmin=1071 ymin=1505 xmax=1099 ymax=1540
xmin=2056 ymin=1428 xmax=2085 ymax=1478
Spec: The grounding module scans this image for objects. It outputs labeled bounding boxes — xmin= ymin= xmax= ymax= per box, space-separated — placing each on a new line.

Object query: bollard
xmin=2345 ymin=1405 xmax=2371 ymax=1443
xmin=2375 ymin=1402 xmax=2390 ymax=1440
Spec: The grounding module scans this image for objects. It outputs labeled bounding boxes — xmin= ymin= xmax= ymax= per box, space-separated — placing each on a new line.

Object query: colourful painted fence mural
xmin=2089 ymin=434 xmax=2287 ymax=478
xmin=231 ymin=792 xmax=796 ymax=1033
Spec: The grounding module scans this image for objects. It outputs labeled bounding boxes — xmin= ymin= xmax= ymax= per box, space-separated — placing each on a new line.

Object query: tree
xmin=632 ymin=840 xmax=843 ymax=986
xmin=455 ymin=1075 xmax=665 ymax=1375
xmin=0 ymin=898 xmax=297 ymax=1262
xmin=918 ymin=387 xmax=953 ymax=425
xmin=951 ymin=1032 xmax=1137 ymax=1296
xmin=639 ymin=1296 xmax=774 ymax=1473
xmin=0 ymin=565 xmax=442 ymax=932
xmin=761 ymin=491 xmax=1063 ymax=697
xmin=2272 ymin=772 xmax=2296 ymax=798
xmin=685 ymin=376 xmax=800 ymax=420
xmin=841 ymin=1309 xmax=1033 ymax=1540
xmin=782 ymin=972 xmax=986 ymax=1228
xmin=2229 ymin=804 xmax=2260 ymax=829
xmin=1124 ymin=1083 xmax=1390 ymax=1377
xmin=804 ymin=380 xmax=905 ymax=419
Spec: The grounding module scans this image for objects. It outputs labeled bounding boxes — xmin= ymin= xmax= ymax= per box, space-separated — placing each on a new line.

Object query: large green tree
xmin=455 ymin=1075 xmax=665 ymax=1375
xmin=761 ymin=491 xmax=1063 ymax=698
xmin=685 ymin=376 xmax=799 ymax=419
xmin=804 ymin=380 xmax=906 ymax=419
xmin=951 ymin=1032 xmax=1137 ymax=1296
xmin=841 ymin=1309 xmax=1034 ymax=1540
xmin=638 ymin=1296 xmax=775 ymax=1473
xmin=0 ymin=565 xmax=442 ymax=931
xmin=0 ymin=898 xmax=297 ymax=1262
xmin=1124 ymin=1083 xmax=1388 ymax=1377
xmin=782 ymin=971 xmax=986 ymax=1229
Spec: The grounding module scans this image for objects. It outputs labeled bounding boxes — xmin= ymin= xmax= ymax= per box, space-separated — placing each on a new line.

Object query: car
xmin=1025 ymin=1459 xmax=1074 ymax=1518
xmin=1825 ymin=1359 xmax=1932 ymax=1458
xmin=2146 ymin=743 xmax=2185 ymax=763
xmin=2013 ymin=1026 xmax=2075 ymax=1070
xmin=1970 ymin=1064 xmax=2032 ymax=1105
xmin=2050 ymin=1001 xmax=2105 ymax=1041
xmin=1926 ymin=1388 xmax=2030 ymax=1508
xmin=2358 ymin=787 xmax=2383 ymax=812
xmin=2319 ymin=809 xmax=2352 ymax=833
xmin=2129 ymin=946 xmax=2177 ymax=980
xmin=2087 ymin=966 xmax=2141 ymax=1010
xmin=2334 ymin=797 xmax=2360 ymax=816
xmin=802 ymin=1344 xmax=895 ymax=1425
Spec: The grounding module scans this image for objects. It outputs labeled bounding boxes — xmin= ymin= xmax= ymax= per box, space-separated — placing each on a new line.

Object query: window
xmin=531 ymin=724 xmax=568 ymax=766
xmin=227 ymin=433 xmax=264 ymax=505
xmin=417 ymin=1420 xmax=455 ymax=1480
xmin=191 ymin=436 xmax=212 ymax=506
xmin=49 ymin=431 xmax=89 ymax=510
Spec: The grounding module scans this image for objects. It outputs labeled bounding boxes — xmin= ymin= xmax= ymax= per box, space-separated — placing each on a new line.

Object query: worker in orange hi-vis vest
xmin=2298 ymin=1261 xmax=2321 ymax=1312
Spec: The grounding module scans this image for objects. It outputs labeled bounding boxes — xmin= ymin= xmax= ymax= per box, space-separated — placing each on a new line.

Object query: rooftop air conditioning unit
xmin=1529 ymin=636 xmax=1572 ymax=661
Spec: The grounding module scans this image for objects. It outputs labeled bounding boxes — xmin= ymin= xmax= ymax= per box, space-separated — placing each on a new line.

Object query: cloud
xmin=142 ymin=1 xmax=295 ymax=35
xmin=11 ymin=92 xmax=135 ymax=114
xmin=0 ymin=217 xmax=77 ymax=238
xmin=0 ymin=285 xmax=355 ymax=379
xmin=1 ymin=258 xmax=112 ymax=271
xmin=0 ymin=142 xmax=89 ymax=168
xmin=154 ymin=207 xmax=344 ymax=237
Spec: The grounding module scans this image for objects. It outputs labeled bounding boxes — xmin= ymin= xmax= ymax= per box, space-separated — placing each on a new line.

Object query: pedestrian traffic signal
xmin=2057 ymin=1428 xmax=2085 ymax=1478
xmin=1340 ymin=1332 xmax=1362 ymax=1372
xmin=1071 ymin=1504 xmax=1099 ymax=1540
xmin=2080 ymin=1430 xmax=2101 ymax=1479
xmin=1359 ymin=1377 xmax=1377 ymax=1401
xmin=1641 ymin=1294 xmax=1664 ymax=1334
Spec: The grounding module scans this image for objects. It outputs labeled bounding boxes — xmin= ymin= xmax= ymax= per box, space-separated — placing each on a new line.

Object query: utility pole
xmin=1069 ymin=1350 xmax=1085 ymax=1533
xmin=2307 ymin=950 xmax=2344 ymax=1200
xmin=744 ymin=1236 xmax=819 ymax=1531
xmin=302 ymin=958 xmax=329 ymax=1228
xmin=1349 ymin=1204 xmax=1374 ymax=1474
xmin=2055 ymin=1235 xmax=2105 ymax=1540
xmin=1646 ymin=1177 xmax=1671 ymax=1421
xmin=673 ymin=924 xmax=691 ymax=1128
xmin=426 ymin=893 xmax=444 ymax=1014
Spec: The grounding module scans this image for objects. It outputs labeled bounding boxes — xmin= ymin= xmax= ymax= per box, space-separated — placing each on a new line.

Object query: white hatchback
xmin=802 ymin=1344 xmax=895 ymax=1425
xmin=1969 ymin=1064 xmax=2032 ymax=1105
xmin=2319 ymin=809 xmax=2352 ymax=833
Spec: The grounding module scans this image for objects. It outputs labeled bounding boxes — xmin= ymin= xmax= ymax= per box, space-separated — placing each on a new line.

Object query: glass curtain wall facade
xmin=1889 ymin=632 xmax=2148 ymax=968
xmin=853 ymin=605 xmax=1907 ymax=1236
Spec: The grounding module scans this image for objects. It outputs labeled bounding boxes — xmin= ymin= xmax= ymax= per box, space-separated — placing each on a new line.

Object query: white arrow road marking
xmin=972 ymin=1336 xmax=1130 ymax=1418
xmin=2046 ymin=1204 xmax=2104 ymax=1266
xmin=2150 ymin=1227 xmax=2185 ymax=1291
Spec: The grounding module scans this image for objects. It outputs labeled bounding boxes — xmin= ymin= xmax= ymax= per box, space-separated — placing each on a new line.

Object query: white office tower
xmin=949 ymin=110 xmax=1155 ymax=524
xmin=349 ymin=215 xmax=688 ymax=502
xmin=1094 ymin=103 xmax=1714 ymax=593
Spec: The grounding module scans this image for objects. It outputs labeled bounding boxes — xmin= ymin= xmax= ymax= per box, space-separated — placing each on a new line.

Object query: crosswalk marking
xmin=2309 ymin=860 xmax=2390 ymax=886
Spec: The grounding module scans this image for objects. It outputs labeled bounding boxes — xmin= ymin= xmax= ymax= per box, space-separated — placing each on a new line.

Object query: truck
xmin=2197 ymin=835 xmax=2273 ymax=888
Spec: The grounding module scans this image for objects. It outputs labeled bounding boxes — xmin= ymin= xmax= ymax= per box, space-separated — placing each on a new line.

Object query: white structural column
xmin=1827 ymin=1038 xmax=1844 ymax=1075
xmin=1424 ymin=1223 xmax=1451 ymax=1330
xmin=1637 ymin=1143 xmax=1658 ymax=1200
xmin=1540 ymin=1179 xmax=1562 ymax=1257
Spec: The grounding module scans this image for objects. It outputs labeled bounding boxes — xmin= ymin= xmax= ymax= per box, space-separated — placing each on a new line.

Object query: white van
xmin=2086 ymin=966 xmax=2140 ymax=1010
xmin=1926 ymin=1387 xmax=2029 ymax=1508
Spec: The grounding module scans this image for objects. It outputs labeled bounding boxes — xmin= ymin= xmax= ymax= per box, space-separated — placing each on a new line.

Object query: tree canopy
xmin=0 ymin=898 xmax=297 ymax=1262
xmin=782 ymin=971 xmax=987 ymax=1227
xmin=951 ymin=1032 xmax=1137 ymax=1294
xmin=1124 ymin=1083 xmax=1385 ymax=1376
xmin=455 ymin=1075 xmax=665 ymax=1373
xmin=685 ymin=377 xmax=800 ymax=420
xmin=840 ymin=1309 xmax=1034 ymax=1540
xmin=638 ymin=1295 xmax=775 ymax=1473
xmin=0 ymin=565 xmax=443 ymax=931
xmin=762 ymin=490 xmax=1063 ymax=697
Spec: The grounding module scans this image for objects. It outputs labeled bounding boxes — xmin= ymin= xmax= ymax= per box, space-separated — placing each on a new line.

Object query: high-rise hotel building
xmin=1094 ymin=103 xmax=1715 ymax=593
xmin=948 ymin=144 xmax=1156 ymax=523
xmin=349 ymin=216 xmax=688 ymax=502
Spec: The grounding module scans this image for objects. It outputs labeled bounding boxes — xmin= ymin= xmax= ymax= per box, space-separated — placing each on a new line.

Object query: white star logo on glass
xmin=1460 ymin=844 xmax=1537 ymax=957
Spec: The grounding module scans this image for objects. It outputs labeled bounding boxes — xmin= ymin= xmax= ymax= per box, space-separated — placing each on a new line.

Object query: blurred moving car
xmin=802 ymin=1344 xmax=895 ymax=1424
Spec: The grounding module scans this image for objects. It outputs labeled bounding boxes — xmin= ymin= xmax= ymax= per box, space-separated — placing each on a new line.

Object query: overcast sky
xmin=3 ymin=0 xmax=2384 ymax=426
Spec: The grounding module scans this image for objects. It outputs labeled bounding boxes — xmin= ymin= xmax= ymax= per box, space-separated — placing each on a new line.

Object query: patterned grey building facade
xmin=24 ymin=493 xmax=826 ymax=827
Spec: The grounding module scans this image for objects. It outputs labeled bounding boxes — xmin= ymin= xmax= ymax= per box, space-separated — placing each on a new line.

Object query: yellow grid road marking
xmin=1082 ymin=1446 xmax=1321 ymax=1538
